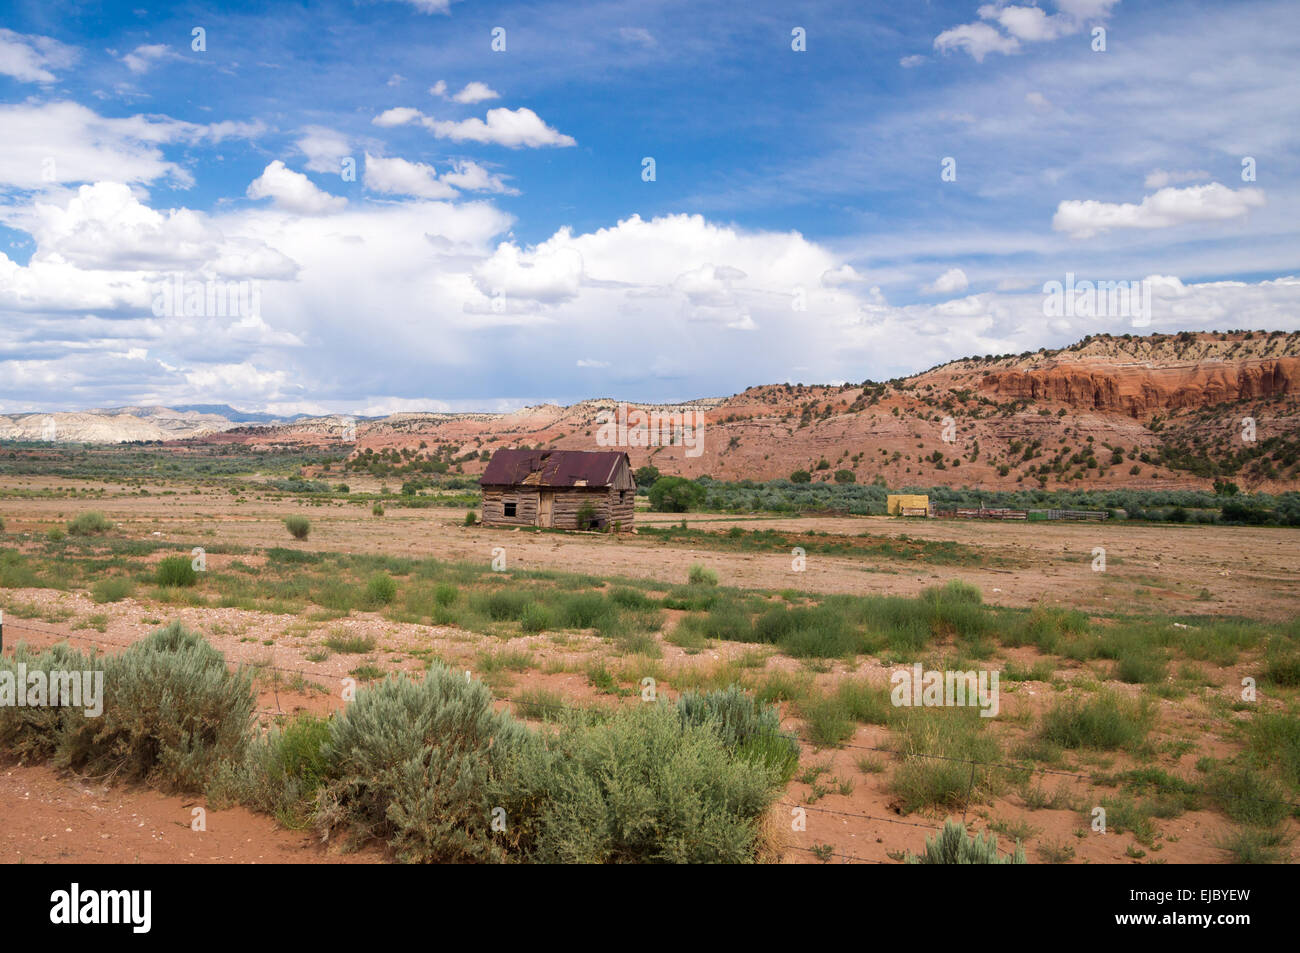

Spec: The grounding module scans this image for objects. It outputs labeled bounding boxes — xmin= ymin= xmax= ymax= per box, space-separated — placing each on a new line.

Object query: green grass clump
xmin=364 ymin=572 xmax=397 ymax=608
xmin=1003 ymin=606 xmax=1089 ymax=653
xmin=1247 ymin=713 xmax=1300 ymax=790
xmin=233 ymin=713 xmax=333 ymax=828
xmin=519 ymin=603 xmax=553 ymax=633
xmin=1215 ymin=827 xmax=1293 ymax=864
xmin=1263 ymin=639 xmax=1300 ymax=687
xmin=798 ymin=678 xmax=891 ymax=747
xmin=1113 ymin=767 xmax=1202 ymax=817
xmin=323 ymin=632 xmax=376 ymax=654
xmin=665 ymin=615 xmax=710 ymax=650
xmin=1039 ymin=692 xmax=1152 ymax=751
xmin=919 ymin=580 xmax=991 ymax=640
xmin=754 ymin=604 xmax=861 ymax=658
xmin=1113 ymin=651 xmax=1168 ymax=685
xmin=687 ymin=564 xmax=718 ymax=586
xmin=554 ymin=591 xmax=614 ymax=631
xmin=475 ymin=588 xmax=531 ymax=622
xmin=1091 ymin=795 xmax=1159 ymax=845
xmin=311 ymin=579 xmax=361 ymax=613
xmin=284 ymin=515 xmax=311 ymax=540
xmin=905 ymin=819 xmax=1025 ymax=864
xmin=1203 ymin=761 xmax=1291 ymax=828
xmin=67 ymin=511 xmax=113 ymax=536
xmin=91 ymin=577 xmax=134 ymax=603
xmin=676 ymin=684 xmax=800 ymax=780
xmin=799 ymin=694 xmax=854 ymax=747
xmin=1178 ymin=620 xmax=1266 ymax=667
xmin=889 ymin=707 xmax=1003 ymax=813
xmin=694 ymin=602 xmax=753 ymax=642
xmin=156 ymin=555 xmax=198 ymax=588
xmin=609 ymin=587 xmax=655 ymax=610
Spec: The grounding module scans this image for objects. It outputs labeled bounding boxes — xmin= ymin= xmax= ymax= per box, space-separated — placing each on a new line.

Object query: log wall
xmin=481 ymin=486 xmax=636 ymax=531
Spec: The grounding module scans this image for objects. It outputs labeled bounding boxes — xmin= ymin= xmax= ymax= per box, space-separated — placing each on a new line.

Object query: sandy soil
xmin=4 ymin=477 xmax=1297 ymax=621
xmin=0 ymin=762 xmax=381 ymax=864
xmin=1 ymin=478 xmax=1297 ymax=864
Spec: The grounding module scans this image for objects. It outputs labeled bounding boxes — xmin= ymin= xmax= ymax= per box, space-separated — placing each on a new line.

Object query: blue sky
xmin=1 ymin=0 xmax=1297 ymax=414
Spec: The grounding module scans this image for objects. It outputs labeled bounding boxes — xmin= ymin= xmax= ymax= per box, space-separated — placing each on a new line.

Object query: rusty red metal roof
xmin=480 ymin=449 xmax=629 ymax=488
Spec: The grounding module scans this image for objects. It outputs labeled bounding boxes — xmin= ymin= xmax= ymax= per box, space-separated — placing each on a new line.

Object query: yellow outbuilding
xmin=886 ymin=494 xmax=930 ymax=516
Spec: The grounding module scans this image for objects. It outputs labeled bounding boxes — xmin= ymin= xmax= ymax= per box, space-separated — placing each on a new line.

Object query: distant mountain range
xmin=3 ymin=331 xmax=1298 ymax=491
xmin=114 ymin=404 xmax=313 ymax=425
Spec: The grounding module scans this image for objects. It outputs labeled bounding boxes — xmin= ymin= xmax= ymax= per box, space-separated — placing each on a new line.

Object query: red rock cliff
xmin=978 ymin=358 xmax=1300 ymax=418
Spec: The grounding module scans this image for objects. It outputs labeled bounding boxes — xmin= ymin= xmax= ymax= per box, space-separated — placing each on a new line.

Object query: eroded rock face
xmin=977 ymin=356 xmax=1294 ymax=416
xmin=978 ymin=358 xmax=1300 ymax=418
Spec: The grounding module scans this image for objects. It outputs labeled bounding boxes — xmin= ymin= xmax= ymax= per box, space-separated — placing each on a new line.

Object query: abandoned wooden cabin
xmin=479 ymin=449 xmax=636 ymax=531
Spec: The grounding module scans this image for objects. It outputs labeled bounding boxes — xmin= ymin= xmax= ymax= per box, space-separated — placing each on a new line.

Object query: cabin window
xmin=504 ymin=501 xmax=517 ymax=518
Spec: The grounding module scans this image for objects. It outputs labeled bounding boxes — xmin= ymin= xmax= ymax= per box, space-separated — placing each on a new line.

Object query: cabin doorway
xmin=537 ymin=491 xmax=554 ymax=528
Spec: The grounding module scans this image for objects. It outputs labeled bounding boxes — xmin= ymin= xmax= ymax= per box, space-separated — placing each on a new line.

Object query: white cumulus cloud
xmin=934 ymin=22 xmax=1020 ymax=62
xmin=0 ymin=29 xmax=77 ymax=83
xmin=924 ymin=268 xmax=971 ymax=295
xmin=373 ymin=106 xmax=423 ymax=128
xmin=246 ymin=161 xmax=347 ymax=215
xmin=936 ymin=1 xmax=1120 ymax=62
xmin=122 ymin=43 xmax=171 ymax=74
xmin=297 ymin=126 xmax=352 ymax=174
xmin=1053 ymin=183 xmax=1265 ymax=238
xmin=441 ymin=159 xmax=517 ymax=194
xmin=363 ymin=153 xmax=458 ymax=200
xmin=451 ymin=81 xmax=500 ymax=104
xmin=373 ymin=105 xmax=574 ymax=148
